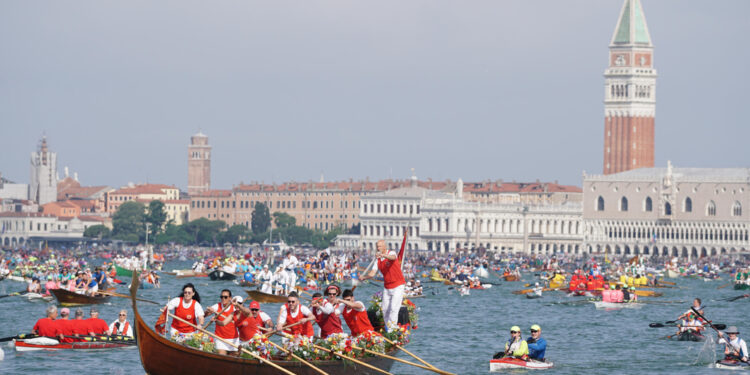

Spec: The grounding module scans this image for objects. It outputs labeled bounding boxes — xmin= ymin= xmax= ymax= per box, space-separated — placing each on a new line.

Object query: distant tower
xmin=603 ymin=0 xmax=656 ymax=175
xmin=188 ymin=132 xmax=211 ymax=195
xmin=30 ymin=136 xmax=58 ymax=205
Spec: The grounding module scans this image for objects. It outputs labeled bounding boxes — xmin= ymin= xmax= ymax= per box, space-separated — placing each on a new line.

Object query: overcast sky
xmin=1 ymin=1 xmax=748 ymax=190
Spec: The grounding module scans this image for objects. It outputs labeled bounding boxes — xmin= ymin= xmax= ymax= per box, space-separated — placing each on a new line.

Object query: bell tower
xmin=188 ymin=132 xmax=211 ymax=195
xmin=603 ymin=0 xmax=656 ymax=175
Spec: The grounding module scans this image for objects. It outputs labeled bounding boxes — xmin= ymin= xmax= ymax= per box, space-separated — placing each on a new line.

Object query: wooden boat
xmin=50 ymin=288 xmax=111 ymax=307
xmin=733 ymin=283 xmax=750 ymax=290
xmin=130 ymin=279 xmax=397 ymax=375
xmin=115 ymin=264 xmax=143 ymax=278
xmin=208 ymin=270 xmax=238 ymax=281
xmin=246 ymin=290 xmax=287 ymax=304
xmin=23 ymin=292 xmax=54 ymax=302
xmin=233 ymin=280 xmax=257 ymax=288
xmin=176 ymin=272 xmax=208 ymax=279
xmin=503 ymin=274 xmax=520 ymax=282
xmin=664 ymin=269 xmax=680 ymax=278
xmin=14 ymin=339 xmax=135 ymax=351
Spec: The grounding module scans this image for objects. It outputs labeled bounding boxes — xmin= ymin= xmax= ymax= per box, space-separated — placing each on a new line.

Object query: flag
xmin=398 ymin=228 xmax=407 ymax=262
xmin=155 ymin=309 xmax=168 ymax=335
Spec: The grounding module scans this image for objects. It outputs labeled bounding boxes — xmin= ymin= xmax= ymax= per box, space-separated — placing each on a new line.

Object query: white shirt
xmin=277 ymin=304 xmax=312 ymax=325
xmin=109 ymin=320 xmax=134 ymax=336
xmin=167 ymin=297 xmax=205 ymax=318
xmin=282 ymin=256 xmax=299 ymax=271
xmin=316 ymin=300 xmax=342 ymax=315
xmin=718 ymin=336 xmax=748 ymax=358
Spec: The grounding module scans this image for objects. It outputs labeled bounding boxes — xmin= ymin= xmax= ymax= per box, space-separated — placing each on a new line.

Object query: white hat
xmin=232 ymin=296 xmax=243 ymax=304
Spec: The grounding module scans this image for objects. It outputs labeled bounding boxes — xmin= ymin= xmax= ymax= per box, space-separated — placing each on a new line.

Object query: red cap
xmin=249 ymin=301 xmax=260 ymax=309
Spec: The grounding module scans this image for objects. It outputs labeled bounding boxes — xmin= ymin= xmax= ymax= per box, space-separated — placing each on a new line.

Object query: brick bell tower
xmin=603 ymin=0 xmax=656 ymax=175
xmin=188 ymin=131 xmax=211 ymax=195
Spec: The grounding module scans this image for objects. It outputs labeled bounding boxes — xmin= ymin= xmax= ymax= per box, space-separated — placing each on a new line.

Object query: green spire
xmin=611 ymin=0 xmax=652 ymax=46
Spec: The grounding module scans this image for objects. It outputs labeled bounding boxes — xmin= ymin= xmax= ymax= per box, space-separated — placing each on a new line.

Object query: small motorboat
xmin=208 ymin=270 xmax=237 ymax=281
xmin=490 ymin=357 xmax=553 ymax=371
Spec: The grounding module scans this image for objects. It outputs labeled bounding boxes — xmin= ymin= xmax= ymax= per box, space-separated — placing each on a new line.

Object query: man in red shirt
xmin=86 ymin=307 xmax=110 ymax=336
xmin=56 ymin=308 xmax=78 ymax=342
xmin=336 ymin=288 xmax=374 ymax=337
xmin=234 ymin=300 xmax=273 ymax=346
xmin=33 ymin=305 xmax=60 ymax=340
xmin=71 ymin=308 xmax=90 ymax=341
xmin=364 ymin=239 xmax=406 ymax=332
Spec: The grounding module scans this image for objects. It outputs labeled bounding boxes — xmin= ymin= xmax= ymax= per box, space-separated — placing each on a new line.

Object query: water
xmin=0 ymin=261 xmax=744 ymax=374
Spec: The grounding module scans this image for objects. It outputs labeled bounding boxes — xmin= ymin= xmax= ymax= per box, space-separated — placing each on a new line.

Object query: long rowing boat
xmin=130 ymin=278 xmax=397 ymax=374
xmin=592 ymin=301 xmax=643 ymax=310
xmin=489 ymin=357 xmax=553 ymax=371
xmin=246 ymin=290 xmax=287 ymax=304
xmin=14 ymin=339 xmax=135 ymax=351
xmin=50 ymin=288 xmax=111 ymax=307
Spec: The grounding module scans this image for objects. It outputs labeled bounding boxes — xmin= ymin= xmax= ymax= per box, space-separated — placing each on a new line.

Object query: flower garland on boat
xmin=173 ymin=331 xmax=215 ymax=353
xmin=366 ymin=291 xmax=419 ymax=330
xmin=239 ymin=333 xmax=276 ymax=359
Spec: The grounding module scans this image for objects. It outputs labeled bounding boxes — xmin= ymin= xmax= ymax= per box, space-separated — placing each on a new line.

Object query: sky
xmin=1 ymin=1 xmax=748 ymax=190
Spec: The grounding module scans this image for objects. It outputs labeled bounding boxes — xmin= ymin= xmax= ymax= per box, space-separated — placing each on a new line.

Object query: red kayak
xmin=490 ymin=357 xmax=554 ymax=371
xmin=14 ymin=340 xmax=135 ymax=351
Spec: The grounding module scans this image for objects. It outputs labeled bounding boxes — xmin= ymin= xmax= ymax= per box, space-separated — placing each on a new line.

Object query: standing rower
xmin=282 ymin=252 xmax=299 ymax=295
xmin=363 ymin=237 xmax=407 ymax=332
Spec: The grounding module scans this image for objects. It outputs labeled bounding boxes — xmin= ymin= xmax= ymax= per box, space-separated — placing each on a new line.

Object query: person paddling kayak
xmin=717 ymin=326 xmax=748 ymax=363
xmin=493 ymin=326 xmax=529 ymax=360
xmin=527 ymin=324 xmax=547 ymax=361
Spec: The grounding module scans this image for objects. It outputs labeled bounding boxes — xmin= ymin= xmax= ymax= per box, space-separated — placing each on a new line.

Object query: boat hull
xmin=14 ymin=340 xmax=134 ymax=351
xmin=734 ymin=283 xmax=750 ymax=290
xmin=673 ymin=331 xmax=706 ymax=342
xmin=50 ymin=288 xmax=111 ymax=307
xmin=245 ymin=290 xmax=287 ymax=304
xmin=593 ymin=301 xmax=643 ymax=310
xmin=716 ymin=359 xmax=750 ymax=370
xmin=490 ymin=357 xmax=553 ymax=371
xmin=115 ymin=265 xmax=137 ymax=278
xmin=503 ymin=275 xmax=520 ymax=282
xmin=132 ymin=279 xmax=396 ymax=375
xmin=209 ymin=270 xmax=238 ymax=281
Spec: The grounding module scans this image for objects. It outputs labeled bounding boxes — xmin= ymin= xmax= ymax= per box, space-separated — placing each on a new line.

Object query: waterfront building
xmin=0 ymin=173 xmax=29 ymax=201
xmin=0 ymin=212 xmax=108 ymax=248
xmin=583 ymin=163 xmax=750 ymax=259
xmin=188 ymin=132 xmax=211 ymax=195
xmin=29 ymin=137 xmax=58 ymax=205
xmin=105 ymin=183 xmax=188 ymax=225
xmin=603 ymin=0 xmax=656 ymax=175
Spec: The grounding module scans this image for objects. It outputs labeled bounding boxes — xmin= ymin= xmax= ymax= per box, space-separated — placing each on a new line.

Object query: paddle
xmin=650 ymin=322 xmax=726 ymax=330
xmin=168 ymin=312 xmax=296 ymax=375
xmin=0 ymin=290 xmax=26 ymax=299
xmin=690 ymin=307 xmax=722 ymax=333
xmin=717 ymin=282 xmax=732 ymax=290
xmin=726 ymin=294 xmax=750 ymax=302
xmin=0 ymin=333 xmax=37 ymax=342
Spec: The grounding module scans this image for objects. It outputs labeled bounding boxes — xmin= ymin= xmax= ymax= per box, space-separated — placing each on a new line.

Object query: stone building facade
xmin=583 ymin=163 xmax=750 ymax=259
xmin=29 ymin=137 xmax=58 ymax=205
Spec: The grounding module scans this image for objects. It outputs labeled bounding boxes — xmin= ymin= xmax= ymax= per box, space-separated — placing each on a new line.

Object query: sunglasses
xmin=221 ymin=296 xmax=231 ymax=299
xmin=119 ymin=314 xmax=127 ymax=316
xmin=287 ymin=300 xmax=297 ymax=303
xmin=530 ymin=330 xmax=539 ymax=333
xmin=326 ymin=293 xmax=337 ymax=296
xmin=510 ymin=331 xmax=519 ymax=333
xmin=250 ymin=308 xmax=260 ymax=312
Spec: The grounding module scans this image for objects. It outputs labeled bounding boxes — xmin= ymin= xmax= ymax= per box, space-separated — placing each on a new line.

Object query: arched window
xmin=732 ymin=201 xmax=742 ymax=217
xmin=644 ymin=197 xmax=653 ymax=212
xmin=597 ymin=196 xmax=605 ymax=211
xmin=664 ymin=202 xmax=672 ymax=216
xmin=707 ymin=201 xmax=716 ymax=216
xmin=620 ymin=197 xmax=628 ymax=211
xmin=684 ymin=197 xmax=692 ymax=213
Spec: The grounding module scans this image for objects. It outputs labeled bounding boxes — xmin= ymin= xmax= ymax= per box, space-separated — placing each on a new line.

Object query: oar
xmin=658 ymin=280 xmax=677 ymax=286
xmin=349 ymin=342 xmax=455 ymax=375
xmin=0 ymin=290 xmax=26 ymax=299
xmin=381 ymin=335 xmax=441 ymax=371
xmin=717 ymin=282 xmax=732 ymax=290
xmin=203 ymin=302 xmax=233 ymax=329
xmin=278 ymin=332 xmax=392 ymax=375
xmin=690 ymin=307 xmax=721 ymax=333
xmin=650 ymin=322 xmax=726 ymax=330
xmin=265 ymin=340 xmax=329 ymax=375
xmin=168 ymin=312 xmax=296 ymax=375
xmin=294 ymin=286 xmax=315 ymax=298
xmin=726 ymin=294 xmax=750 ymax=302
xmin=263 ymin=318 xmax=314 ymax=338
xmin=96 ymin=290 xmax=159 ymax=305
xmin=0 ymin=333 xmax=37 ymax=342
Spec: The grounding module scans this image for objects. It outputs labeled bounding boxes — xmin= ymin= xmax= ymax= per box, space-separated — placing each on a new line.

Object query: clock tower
xmin=603 ymin=0 xmax=656 ymax=175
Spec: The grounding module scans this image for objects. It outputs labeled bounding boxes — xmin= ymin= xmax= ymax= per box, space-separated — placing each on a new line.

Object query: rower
xmin=109 ymin=309 xmax=134 ymax=337
xmin=717 ymin=326 xmax=748 ymax=362
xmin=70 ymin=308 xmax=88 ymax=341
xmin=87 ymin=307 xmax=110 ymax=335
xmin=310 ymin=285 xmax=344 ymax=338
xmin=526 ymin=324 xmax=547 ymax=361
xmin=27 ymin=278 xmax=42 ymax=293
xmin=362 ymin=239 xmax=407 ymax=333
xmin=258 ymin=265 xmax=273 ymax=294
xmin=33 ymin=305 xmax=60 ymax=341
xmin=628 ymin=286 xmax=637 ymax=302
xmin=498 ymin=325 xmax=528 ymax=360
xmin=601 ymin=284 xmax=612 ymax=303
xmin=205 ymin=289 xmax=239 ymax=356
xmin=621 ymin=284 xmax=631 ymax=302
xmin=234 ymin=300 xmax=273 ymax=345
xmin=336 ymin=288 xmax=375 ymax=337
xmin=162 ymin=283 xmax=205 ymax=337
xmin=677 ymin=313 xmax=703 ymax=336
xmin=276 ymin=292 xmax=315 ymax=340
xmin=531 ymin=283 xmax=543 ymax=297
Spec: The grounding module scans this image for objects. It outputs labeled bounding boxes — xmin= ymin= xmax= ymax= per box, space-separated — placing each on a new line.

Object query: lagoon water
xmin=0 ymin=260 xmax=743 ymax=374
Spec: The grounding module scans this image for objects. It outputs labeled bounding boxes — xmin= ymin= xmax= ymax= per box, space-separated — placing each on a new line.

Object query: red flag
xmin=155 ymin=309 xmax=168 ymax=335
xmin=398 ymin=228 xmax=407 ymax=261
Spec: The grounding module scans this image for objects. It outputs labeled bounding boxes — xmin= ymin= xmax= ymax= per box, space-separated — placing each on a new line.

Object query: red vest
xmin=284 ymin=304 xmax=311 ymax=337
xmin=171 ymin=297 xmax=198 ymax=333
xmin=214 ymin=303 xmax=238 ymax=339
xmin=377 ymin=258 xmax=405 ymax=289
xmin=235 ymin=313 xmax=260 ymax=341
xmin=312 ymin=304 xmax=343 ymax=338
xmin=342 ymin=306 xmax=374 ymax=337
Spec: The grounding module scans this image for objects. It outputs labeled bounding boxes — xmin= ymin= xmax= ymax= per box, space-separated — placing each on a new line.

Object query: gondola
xmin=130 ymin=278 xmax=397 ymax=375
xmin=50 ymin=288 xmax=111 ymax=307
xmin=208 ymin=270 xmax=238 ymax=281
xmin=245 ymin=290 xmax=287 ymax=304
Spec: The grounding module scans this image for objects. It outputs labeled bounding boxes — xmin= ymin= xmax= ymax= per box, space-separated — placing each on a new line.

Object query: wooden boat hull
xmin=50 ymin=288 xmax=111 ymax=307
xmin=246 ymin=290 xmax=287 ymax=304
xmin=234 ymin=280 xmax=258 ymax=288
xmin=734 ymin=283 xmax=750 ymax=290
xmin=176 ymin=273 xmax=208 ymax=279
xmin=14 ymin=340 xmax=134 ymax=351
xmin=115 ymin=265 xmax=137 ymax=278
xmin=131 ymin=279 xmax=396 ymax=375
xmin=503 ymin=275 xmax=520 ymax=282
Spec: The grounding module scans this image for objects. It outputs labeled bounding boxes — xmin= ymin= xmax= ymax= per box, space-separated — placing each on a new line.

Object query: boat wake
xmin=691 ymin=335 xmax=717 ymax=366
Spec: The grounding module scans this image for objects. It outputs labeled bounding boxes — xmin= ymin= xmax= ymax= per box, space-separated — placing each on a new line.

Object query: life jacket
xmin=313 ymin=304 xmax=343 ymax=338
xmin=214 ymin=302 xmax=238 ymax=339
xmin=113 ymin=321 xmax=130 ymax=335
xmin=342 ymin=306 xmax=374 ymax=337
xmin=171 ymin=297 xmax=198 ymax=333
xmin=283 ymin=304 xmax=311 ymax=337
xmin=377 ymin=257 xmax=405 ymax=289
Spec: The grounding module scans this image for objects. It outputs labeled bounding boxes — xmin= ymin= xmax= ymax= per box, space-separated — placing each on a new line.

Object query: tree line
xmin=83 ymin=201 xmax=359 ymax=249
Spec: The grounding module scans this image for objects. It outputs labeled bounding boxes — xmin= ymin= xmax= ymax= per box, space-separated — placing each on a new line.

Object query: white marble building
xmin=0 ymin=212 xmax=99 ymax=248
xmin=583 ymin=162 xmax=750 ymax=259
xmin=29 ymin=137 xmax=58 ymax=205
